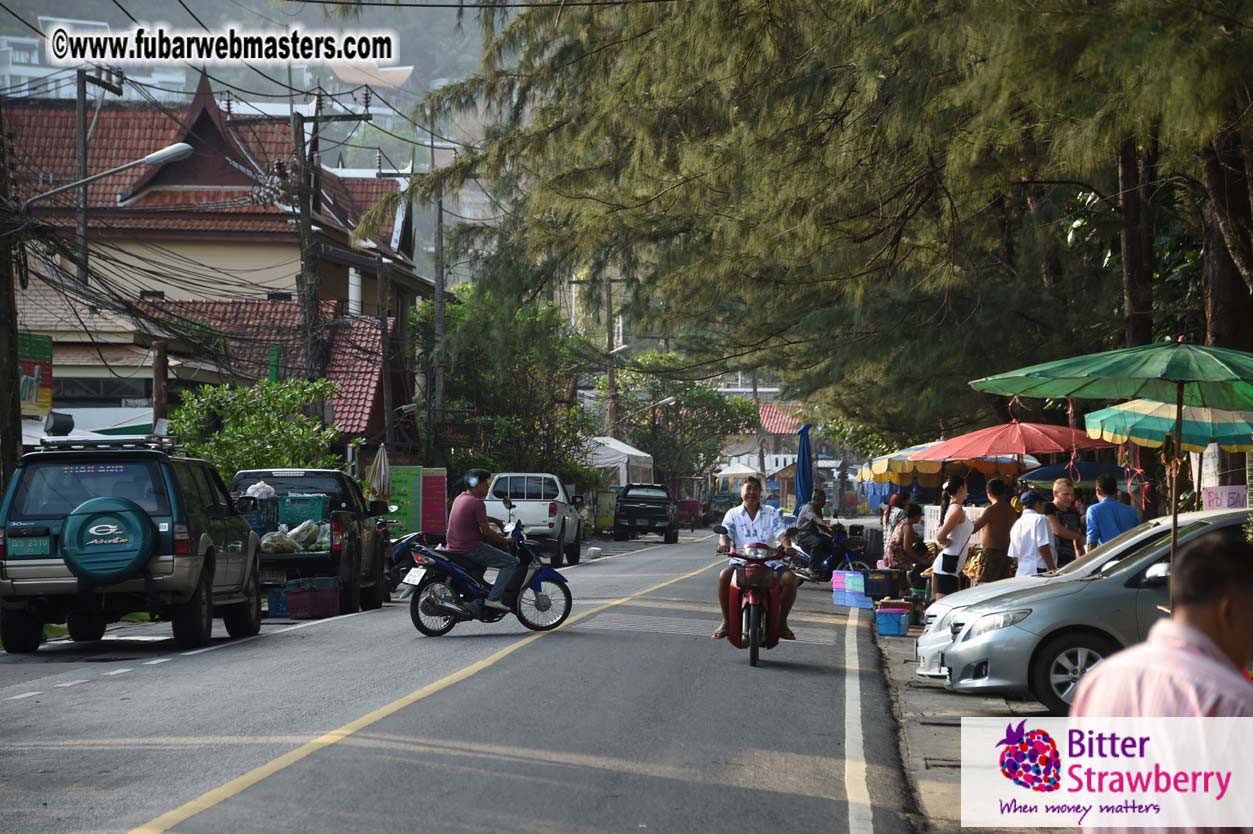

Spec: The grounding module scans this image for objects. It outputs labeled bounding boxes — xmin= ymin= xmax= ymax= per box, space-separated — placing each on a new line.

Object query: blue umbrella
xmin=795 ymin=423 xmax=814 ymax=510
xmin=1018 ymin=461 xmax=1144 ymax=490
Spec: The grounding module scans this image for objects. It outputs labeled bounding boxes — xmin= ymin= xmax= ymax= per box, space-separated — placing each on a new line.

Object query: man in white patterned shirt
xmin=712 ymin=477 xmax=799 ymax=641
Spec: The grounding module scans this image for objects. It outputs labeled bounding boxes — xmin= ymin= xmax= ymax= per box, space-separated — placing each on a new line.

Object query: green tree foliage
xmin=601 ymin=352 xmax=758 ymax=488
xmin=414 ymin=290 xmax=602 ymax=492
xmin=358 ymin=0 xmax=1252 ymax=450
xmin=169 ymin=379 xmax=342 ymax=479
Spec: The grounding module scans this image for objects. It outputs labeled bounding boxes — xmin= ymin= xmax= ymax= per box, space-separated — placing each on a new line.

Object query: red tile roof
xmin=759 ymin=402 xmax=803 ymax=435
xmin=325 ymin=316 xmax=385 ymax=436
xmin=6 ymin=79 xmax=402 ymax=247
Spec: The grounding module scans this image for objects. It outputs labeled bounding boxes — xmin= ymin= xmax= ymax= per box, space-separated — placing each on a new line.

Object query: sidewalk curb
xmin=874 ymin=627 xmax=932 ymax=834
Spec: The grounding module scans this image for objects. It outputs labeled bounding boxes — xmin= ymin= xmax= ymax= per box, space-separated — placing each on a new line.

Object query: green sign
xmin=390 ymin=466 xmax=424 ymax=535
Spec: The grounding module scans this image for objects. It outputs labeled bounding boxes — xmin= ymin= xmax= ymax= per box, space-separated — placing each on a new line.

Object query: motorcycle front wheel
xmin=748 ymin=602 xmax=762 ymax=667
xmin=515 ymin=579 xmax=572 ymax=631
xmin=410 ymin=576 xmax=459 ymax=636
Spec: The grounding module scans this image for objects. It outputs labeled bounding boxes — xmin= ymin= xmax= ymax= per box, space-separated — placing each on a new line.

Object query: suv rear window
xmin=9 ymin=459 xmax=171 ymax=520
xmin=231 ymin=472 xmax=346 ymax=499
xmin=491 ymin=476 xmax=559 ymax=500
xmin=623 ymin=487 xmax=669 ymax=500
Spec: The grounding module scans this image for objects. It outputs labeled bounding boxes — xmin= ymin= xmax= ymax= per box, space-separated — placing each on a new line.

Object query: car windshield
xmin=10 ymin=458 xmax=171 ymax=520
xmin=624 ymin=487 xmax=668 ymax=499
xmin=1039 ymin=521 xmax=1161 ymax=577
xmin=231 ymin=473 xmax=345 ymax=499
xmin=1090 ymin=521 xmax=1209 ymax=577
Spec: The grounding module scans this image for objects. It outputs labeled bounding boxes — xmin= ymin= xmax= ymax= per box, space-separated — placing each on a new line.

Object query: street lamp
xmin=20 ymin=143 xmax=194 ymax=212
xmin=617 ymin=395 xmax=676 ymax=423
xmin=609 ymin=343 xmax=631 ymax=356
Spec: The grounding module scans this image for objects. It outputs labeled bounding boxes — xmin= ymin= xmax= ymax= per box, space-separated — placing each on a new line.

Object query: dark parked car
xmin=230 ymin=468 xmax=389 ymax=614
xmin=613 ymin=484 xmax=679 ymax=544
xmin=0 ymin=437 xmax=262 ymax=653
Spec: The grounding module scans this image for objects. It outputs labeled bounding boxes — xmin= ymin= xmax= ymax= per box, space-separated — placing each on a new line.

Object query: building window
xmin=52 ymin=377 xmax=149 ymax=405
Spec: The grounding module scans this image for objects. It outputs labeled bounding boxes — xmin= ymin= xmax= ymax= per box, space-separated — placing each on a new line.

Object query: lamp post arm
xmin=21 ymin=158 xmax=148 ymax=213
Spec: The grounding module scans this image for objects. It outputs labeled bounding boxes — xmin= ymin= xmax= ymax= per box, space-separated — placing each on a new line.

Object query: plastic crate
xmin=266 ymin=589 xmax=288 ymax=618
xmin=287 ymin=586 xmax=339 ymax=619
xmin=832 ymin=570 xmax=865 ymax=594
xmin=278 ymin=495 xmax=330 ymax=526
xmin=309 ymin=576 xmax=339 ymax=590
xmin=876 ymin=609 xmax=911 ymax=636
xmin=865 ymin=569 xmax=899 ymax=599
xmin=832 ymin=589 xmax=874 ymax=609
xmin=240 ymin=496 xmax=279 ymax=534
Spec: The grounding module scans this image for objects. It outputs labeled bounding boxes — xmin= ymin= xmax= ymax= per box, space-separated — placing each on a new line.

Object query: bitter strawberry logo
xmin=996 ymin=720 xmax=1061 ymax=792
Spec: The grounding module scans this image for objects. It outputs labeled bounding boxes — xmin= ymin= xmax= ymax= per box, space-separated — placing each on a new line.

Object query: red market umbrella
xmin=909 ymin=421 xmax=1112 ymax=461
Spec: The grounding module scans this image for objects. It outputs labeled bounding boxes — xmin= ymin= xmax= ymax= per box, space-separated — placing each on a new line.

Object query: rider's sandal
xmin=711 ymin=624 xmax=728 ymax=640
xmin=780 ymin=626 xmax=796 ymax=640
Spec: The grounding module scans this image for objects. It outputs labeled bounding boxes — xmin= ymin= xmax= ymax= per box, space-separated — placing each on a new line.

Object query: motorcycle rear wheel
xmin=515 ymin=579 xmax=572 ymax=631
xmin=410 ymin=576 xmax=459 ymax=637
xmin=748 ymin=602 xmax=762 ymax=666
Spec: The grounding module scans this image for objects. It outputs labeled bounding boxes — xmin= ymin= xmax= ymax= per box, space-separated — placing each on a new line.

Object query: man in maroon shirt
xmin=447 ymin=469 xmax=517 ymax=611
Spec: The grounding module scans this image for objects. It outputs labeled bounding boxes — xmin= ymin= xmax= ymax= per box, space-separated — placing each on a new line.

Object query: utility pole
xmin=604 ymin=272 xmax=617 ymax=437
xmin=377 ymin=255 xmax=395 ymax=449
xmin=0 ymin=103 xmax=20 ymax=488
xmin=152 ymin=340 xmax=168 ymax=425
xmin=752 ymin=370 xmax=765 ymax=475
xmin=75 ymin=68 xmax=123 ymax=284
xmin=290 ymin=109 xmax=318 ymax=378
xmin=428 ymin=106 xmax=445 ymax=424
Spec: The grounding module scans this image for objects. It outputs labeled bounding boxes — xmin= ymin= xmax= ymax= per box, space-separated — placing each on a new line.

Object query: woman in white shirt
xmin=932 ymin=475 xmax=972 ymax=599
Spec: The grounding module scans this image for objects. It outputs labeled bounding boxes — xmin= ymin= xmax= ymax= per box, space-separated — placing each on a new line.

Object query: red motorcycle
xmin=715 ymin=524 xmax=783 ymax=667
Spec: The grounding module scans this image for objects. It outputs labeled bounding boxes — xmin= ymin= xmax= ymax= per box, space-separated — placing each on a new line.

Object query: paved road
xmin=0 ymin=532 xmax=914 ymax=834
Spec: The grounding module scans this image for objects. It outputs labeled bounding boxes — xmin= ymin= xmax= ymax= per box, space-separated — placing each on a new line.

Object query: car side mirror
xmin=1142 ymin=561 xmax=1171 ymax=587
xmin=234 ymin=496 xmax=259 ymax=513
xmin=712 ymin=524 xmax=728 ymax=536
xmin=572 ymin=495 xmax=584 ymax=507
xmin=503 ymin=497 xmax=514 ymax=510
xmin=368 ymin=500 xmax=390 ymax=516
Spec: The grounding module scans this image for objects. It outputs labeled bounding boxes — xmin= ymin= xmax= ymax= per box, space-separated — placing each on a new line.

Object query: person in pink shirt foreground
xmin=1071 ymin=528 xmax=1253 ymax=718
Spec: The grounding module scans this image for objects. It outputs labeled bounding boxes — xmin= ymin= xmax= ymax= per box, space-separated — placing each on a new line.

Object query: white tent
xmin=21 ymin=419 xmax=108 ymax=449
xmin=588 ymin=436 xmax=654 ymax=487
xmin=715 ymin=462 xmax=763 ymax=479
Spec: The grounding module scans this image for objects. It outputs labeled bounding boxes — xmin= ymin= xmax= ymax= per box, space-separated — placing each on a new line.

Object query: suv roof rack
xmin=37 ymin=435 xmax=181 ymax=452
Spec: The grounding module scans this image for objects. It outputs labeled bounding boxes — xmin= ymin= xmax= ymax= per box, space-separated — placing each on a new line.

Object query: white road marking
xmin=103 ymin=668 xmax=134 ymax=676
xmin=143 ymin=658 xmax=172 ymax=665
xmin=563 ymin=534 xmax=716 ymax=570
xmin=54 ymin=680 xmax=89 ymax=688
xmin=844 ymin=608 xmax=874 ymax=833
xmin=5 ymin=691 xmax=41 ymax=700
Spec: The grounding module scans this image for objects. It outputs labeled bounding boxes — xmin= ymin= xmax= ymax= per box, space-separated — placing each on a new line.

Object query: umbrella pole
xmin=1171 ymin=382 xmax=1183 ymax=564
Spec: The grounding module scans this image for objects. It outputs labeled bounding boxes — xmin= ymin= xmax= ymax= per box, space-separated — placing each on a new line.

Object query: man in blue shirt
xmin=1085 ymin=474 xmax=1140 ymax=547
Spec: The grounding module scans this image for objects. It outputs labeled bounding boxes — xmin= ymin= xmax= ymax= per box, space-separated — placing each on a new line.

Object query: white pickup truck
xmin=483 ymin=473 xmax=584 ymax=567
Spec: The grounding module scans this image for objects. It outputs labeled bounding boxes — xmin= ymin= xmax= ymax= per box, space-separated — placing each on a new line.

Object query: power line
xmin=0 ymin=1 xmax=44 ymax=37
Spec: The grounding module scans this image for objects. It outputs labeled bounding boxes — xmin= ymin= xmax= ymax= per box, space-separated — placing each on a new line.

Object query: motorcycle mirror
xmin=712 ymin=524 xmax=728 ymax=536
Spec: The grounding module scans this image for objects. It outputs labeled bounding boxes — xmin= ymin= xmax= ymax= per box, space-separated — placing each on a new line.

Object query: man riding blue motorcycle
xmin=445 ymin=469 xmax=516 ymax=612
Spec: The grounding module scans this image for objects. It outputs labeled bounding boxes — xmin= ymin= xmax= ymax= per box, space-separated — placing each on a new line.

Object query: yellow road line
xmin=128 ymin=558 xmax=724 ymax=834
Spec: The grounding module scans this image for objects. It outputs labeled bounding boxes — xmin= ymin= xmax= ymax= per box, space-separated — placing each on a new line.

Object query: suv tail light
xmin=548 ymin=502 xmax=557 ymax=517
xmin=173 ymin=524 xmax=192 ymax=556
xmin=331 ymin=519 xmax=344 ymax=556
xmin=0 ymin=530 xmax=5 ymax=561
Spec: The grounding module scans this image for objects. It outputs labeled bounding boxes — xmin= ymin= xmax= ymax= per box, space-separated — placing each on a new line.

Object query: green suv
xmin=0 ymin=437 xmax=262 ymax=653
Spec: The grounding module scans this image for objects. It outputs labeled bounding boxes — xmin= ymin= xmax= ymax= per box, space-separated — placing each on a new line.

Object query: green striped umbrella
xmin=1086 ymin=400 xmax=1253 ymax=453
xmin=971 ymin=339 xmax=1253 ymax=561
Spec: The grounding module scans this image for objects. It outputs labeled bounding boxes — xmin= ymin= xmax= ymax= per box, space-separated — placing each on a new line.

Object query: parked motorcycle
xmin=400 ymin=521 xmax=572 ymax=636
xmin=713 ymin=523 xmax=783 ymax=667
xmin=789 ymin=522 xmax=870 ymax=585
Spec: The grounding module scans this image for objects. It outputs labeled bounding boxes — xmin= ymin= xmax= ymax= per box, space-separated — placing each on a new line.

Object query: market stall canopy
xmin=859 ymin=442 xmax=1038 ymax=486
xmin=1085 ymin=399 xmax=1253 ymax=453
xmin=970 ymin=340 xmax=1253 ymax=410
xmin=1019 ymin=460 xmax=1145 ymax=490
xmin=589 ymin=436 xmax=654 ymax=487
xmin=912 ymin=421 xmax=1110 ymax=460
xmin=716 ymin=462 xmax=764 ymax=479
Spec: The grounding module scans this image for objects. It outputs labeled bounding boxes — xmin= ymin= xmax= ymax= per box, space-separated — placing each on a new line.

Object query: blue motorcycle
xmin=398 ymin=521 xmax=573 ymax=636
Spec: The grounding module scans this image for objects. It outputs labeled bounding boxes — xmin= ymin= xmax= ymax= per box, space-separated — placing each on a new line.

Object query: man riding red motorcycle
xmin=711 ymin=477 xmax=799 ymax=642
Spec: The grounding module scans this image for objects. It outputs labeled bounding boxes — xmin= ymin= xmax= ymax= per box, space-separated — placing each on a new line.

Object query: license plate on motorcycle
xmin=402 ymin=567 xmax=426 ymax=586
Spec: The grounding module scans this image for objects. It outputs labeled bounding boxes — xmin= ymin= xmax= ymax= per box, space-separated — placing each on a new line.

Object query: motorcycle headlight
xmin=744 ymin=545 xmax=772 ymax=559
xmin=964 ymin=609 xmax=1031 ymax=641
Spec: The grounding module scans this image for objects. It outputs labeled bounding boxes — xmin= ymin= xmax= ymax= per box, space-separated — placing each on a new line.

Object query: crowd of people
xmin=874 ymin=472 xmax=1145 ymax=599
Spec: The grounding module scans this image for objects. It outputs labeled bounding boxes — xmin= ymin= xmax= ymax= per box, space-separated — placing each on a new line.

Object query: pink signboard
xmin=1201 ymin=485 xmax=1247 ymax=511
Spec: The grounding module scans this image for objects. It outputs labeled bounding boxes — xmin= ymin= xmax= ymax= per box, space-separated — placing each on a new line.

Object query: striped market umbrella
xmin=1085 ymin=399 xmax=1253 ymax=453
xmin=857 ymin=442 xmax=1036 ymax=486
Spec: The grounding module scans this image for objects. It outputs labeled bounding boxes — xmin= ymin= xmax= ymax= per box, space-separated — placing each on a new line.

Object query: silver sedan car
xmin=939 ymin=509 xmax=1246 ymax=715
